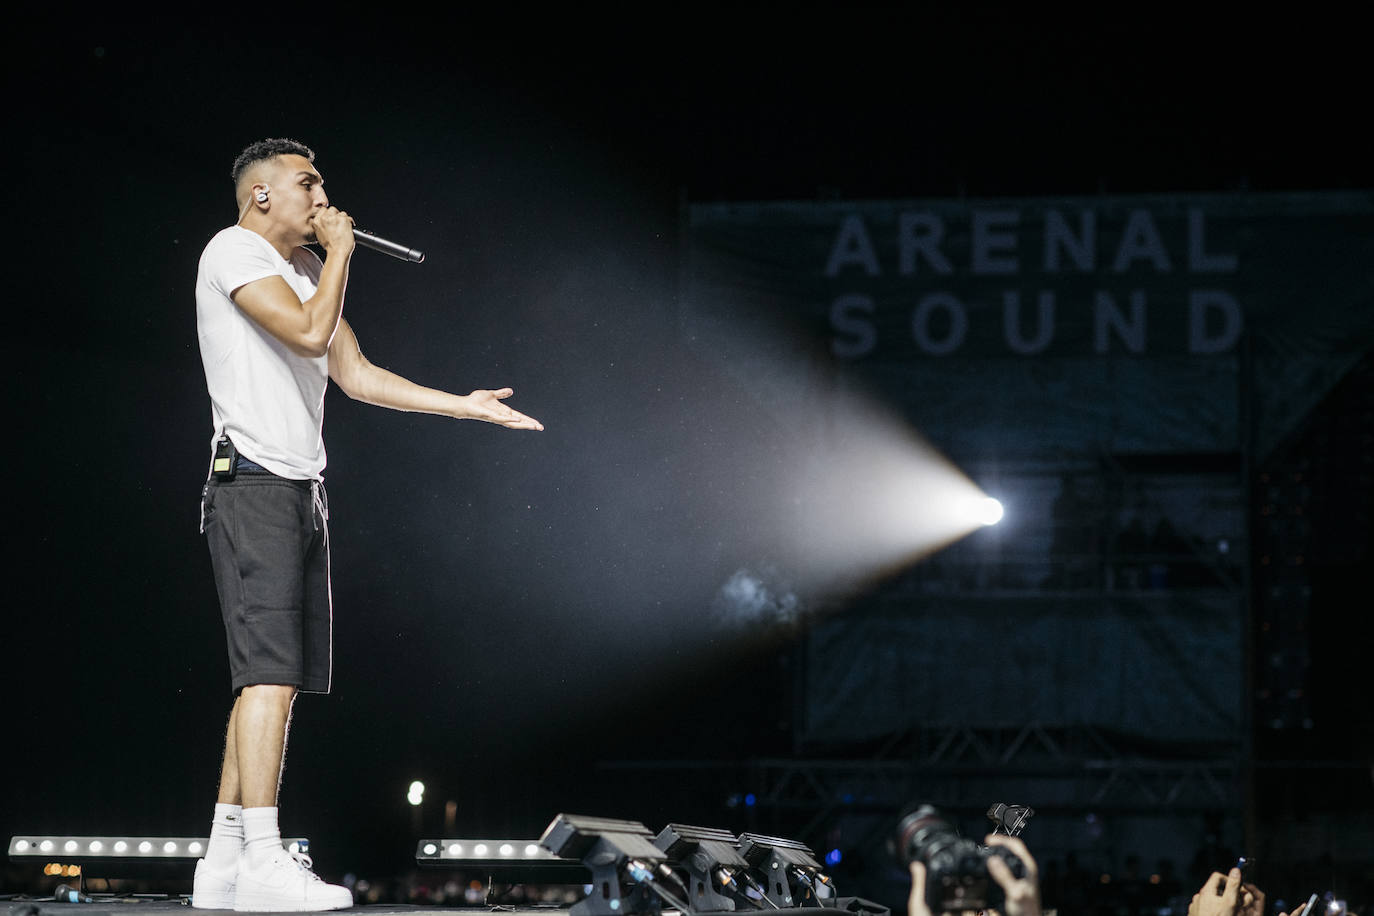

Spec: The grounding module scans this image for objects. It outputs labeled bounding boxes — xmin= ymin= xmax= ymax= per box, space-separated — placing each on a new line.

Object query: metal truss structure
xmin=742 ymin=722 xmax=1240 ymax=842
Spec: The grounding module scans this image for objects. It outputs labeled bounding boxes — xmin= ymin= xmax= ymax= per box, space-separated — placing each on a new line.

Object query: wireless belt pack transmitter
xmin=212 ymin=436 xmax=238 ymax=480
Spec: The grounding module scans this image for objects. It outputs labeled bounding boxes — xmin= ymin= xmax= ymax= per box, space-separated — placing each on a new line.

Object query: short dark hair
xmin=231 ymin=138 xmax=316 ymax=187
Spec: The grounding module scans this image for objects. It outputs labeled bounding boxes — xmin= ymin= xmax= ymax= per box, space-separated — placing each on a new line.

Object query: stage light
xmin=652 ymin=823 xmax=757 ymax=914
xmin=414 ymin=836 xmax=588 ymax=886
xmin=977 ymin=497 xmax=1004 ymax=525
xmin=9 ymin=836 xmax=309 ymax=862
xmin=407 ymin=781 xmax=425 ymax=806
xmin=415 ymin=838 xmax=572 ymax=865
xmin=539 ymin=814 xmax=684 ymax=916
xmin=954 ymin=494 xmax=1003 ymax=527
xmin=735 ymin=832 xmax=832 ymax=908
xmin=826 ymin=848 xmax=842 ymax=866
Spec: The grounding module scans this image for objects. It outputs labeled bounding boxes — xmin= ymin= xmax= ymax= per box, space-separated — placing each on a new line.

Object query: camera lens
xmin=894 ymin=803 xmax=1027 ymax=914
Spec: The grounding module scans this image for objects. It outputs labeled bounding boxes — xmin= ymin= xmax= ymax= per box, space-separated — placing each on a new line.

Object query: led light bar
xmin=415 ymin=838 xmax=589 ymax=882
xmin=9 ymin=836 xmax=310 ymax=861
xmin=416 ymin=839 xmax=559 ymax=862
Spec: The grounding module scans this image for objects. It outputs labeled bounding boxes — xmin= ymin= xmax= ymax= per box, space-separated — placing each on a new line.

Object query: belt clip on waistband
xmin=213 ymin=436 xmax=239 ymax=481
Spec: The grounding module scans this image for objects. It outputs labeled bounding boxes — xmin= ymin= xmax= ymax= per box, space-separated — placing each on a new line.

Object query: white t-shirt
xmin=196 ymin=225 xmax=328 ymax=480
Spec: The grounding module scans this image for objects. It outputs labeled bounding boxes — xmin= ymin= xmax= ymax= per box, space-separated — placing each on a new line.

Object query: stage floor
xmin=3 ymin=906 xmax=569 ymax=916
xmin=1 ymin=902 xmax=889 ymax=916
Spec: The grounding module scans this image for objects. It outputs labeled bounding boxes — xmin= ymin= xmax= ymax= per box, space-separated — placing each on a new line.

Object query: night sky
xmin=5 ymin=4 xmax=1370 ymax=899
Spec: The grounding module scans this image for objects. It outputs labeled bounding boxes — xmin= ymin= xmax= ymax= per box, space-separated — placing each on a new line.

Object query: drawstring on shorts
xmin=311 ymin=481 xmax=329 ymax=532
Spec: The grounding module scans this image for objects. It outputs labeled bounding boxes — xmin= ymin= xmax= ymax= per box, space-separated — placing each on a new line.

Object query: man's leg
xmin=195 ymin=688 xmax=295 ymax=905
xmin=194 ymin=698 xmax=251 ymax=908
xmin=231 ymin=681 xmax=350 ymax=912
xmin=217 ymin=697 xmax=241 ymax=805
xmin=233 ymin=685 xmax=297 ymax=808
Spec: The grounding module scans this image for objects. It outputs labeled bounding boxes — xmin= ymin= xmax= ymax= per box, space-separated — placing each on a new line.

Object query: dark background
xmin=5 ymin=5 xmax=1371 ymax=911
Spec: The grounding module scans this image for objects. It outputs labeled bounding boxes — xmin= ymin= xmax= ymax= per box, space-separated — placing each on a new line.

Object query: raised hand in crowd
xmin=984 ymin=834 xmax=1042 ymax=916
xmin=1189 ymin=868 xmax=1248 ymax=916
xmin=1239 ymin=879 xmax=1266 ymax=916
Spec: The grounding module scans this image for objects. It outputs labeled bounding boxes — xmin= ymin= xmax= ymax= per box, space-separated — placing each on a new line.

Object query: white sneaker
xmin=232 ymin=848 xmax=353 ymax=912
xmin=192 ymin=857 xmax=238 ymax=909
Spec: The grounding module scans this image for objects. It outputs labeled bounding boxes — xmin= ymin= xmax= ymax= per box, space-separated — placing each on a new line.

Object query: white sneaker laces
xmin=286 ymin=849 xmax=324 ymax=882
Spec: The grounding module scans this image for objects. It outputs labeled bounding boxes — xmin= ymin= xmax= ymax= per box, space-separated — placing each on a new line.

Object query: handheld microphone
xmin=55 ymin=884 xmax=95 ymax=903
xmin=353 ymin=228 xmax=425 ymax=263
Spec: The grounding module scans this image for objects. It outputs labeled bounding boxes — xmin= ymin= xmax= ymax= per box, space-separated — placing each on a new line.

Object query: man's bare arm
xmin=327 ymin=317 xmax=543 ymax=430
xmin=231 ymin=208 xmax=355 ymax=358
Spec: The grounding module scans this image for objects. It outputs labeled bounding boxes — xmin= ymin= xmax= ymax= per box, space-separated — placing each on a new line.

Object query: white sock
xmin=205 ymin=803 xmax=243 ymax=870
xmin=241 ymin=806 xmax=283 ymax=868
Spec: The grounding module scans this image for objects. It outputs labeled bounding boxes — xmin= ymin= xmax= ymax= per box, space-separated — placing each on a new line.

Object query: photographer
xmin=907 ymin=834 xmax=1042 ymax=916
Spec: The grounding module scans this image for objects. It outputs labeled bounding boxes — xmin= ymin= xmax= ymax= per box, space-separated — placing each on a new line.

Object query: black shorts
xmin=201 ymin=472 xmax=333 ymax=695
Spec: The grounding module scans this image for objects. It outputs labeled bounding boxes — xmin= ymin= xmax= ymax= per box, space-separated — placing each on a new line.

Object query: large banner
xmin=683 ymin=191 xmax=1374 ymax=460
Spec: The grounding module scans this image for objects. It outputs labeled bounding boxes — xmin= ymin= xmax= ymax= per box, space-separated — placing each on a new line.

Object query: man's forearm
xmin=345 ymin=361 xmax=474 ymax=418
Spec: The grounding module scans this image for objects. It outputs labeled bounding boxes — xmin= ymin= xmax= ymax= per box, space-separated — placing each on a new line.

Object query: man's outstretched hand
xmin=460 ymin=388 xmax=543 ymax=430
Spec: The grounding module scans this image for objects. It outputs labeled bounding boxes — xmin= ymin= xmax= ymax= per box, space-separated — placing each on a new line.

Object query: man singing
xmin=192 ymin=138 xmax=542 ymax=911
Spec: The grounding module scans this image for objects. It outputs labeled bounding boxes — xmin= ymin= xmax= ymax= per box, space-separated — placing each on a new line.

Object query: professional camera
xmin=893 ymin=804 xmax=1029 ymax=914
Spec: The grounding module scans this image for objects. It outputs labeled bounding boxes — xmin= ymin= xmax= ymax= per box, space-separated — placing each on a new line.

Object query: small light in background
xmin=974 ymin=497 xmax=1004 ymax=526
xmin=407 ymin=781 xmax=425 ymax=807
